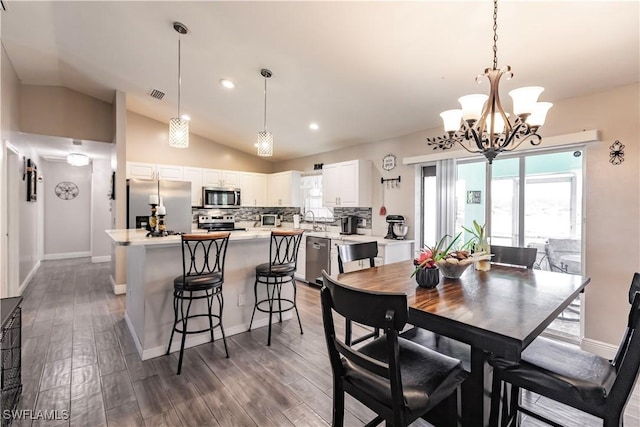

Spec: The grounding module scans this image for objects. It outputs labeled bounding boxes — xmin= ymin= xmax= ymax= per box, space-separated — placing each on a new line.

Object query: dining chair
xmin=321 ymin=271 xmax=468 ymax=427
xmin=489 ymin=292 xmax=640 ymax=427
xmin=337 ymin=241 xmax=380 ymax=345
xmin=490 ymin=245 xmax=537 ymax=269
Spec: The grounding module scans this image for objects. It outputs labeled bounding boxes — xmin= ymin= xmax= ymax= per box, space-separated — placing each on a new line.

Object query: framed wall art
xmin=26 ymin=159 xmax=38 ymax=202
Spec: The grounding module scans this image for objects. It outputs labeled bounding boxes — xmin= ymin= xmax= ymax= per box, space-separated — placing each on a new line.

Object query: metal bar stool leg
xmin=277 ymin=280 xmax=283 ymax=323
xmin=177 ymin=293 xmax=194 ymax=375
xmin=166 ymin=290 xmax=180 ymax=355
xmin=292 ymin=279 xmax=303 ymax=334
xmin=217 ymin=292 xmax=229 ymax=358
xmin=267 ymin=280 xmax=278 ymax=346
xmin=207 ymin=288 xmax=215 ymax=343
xmin=248 ymin=276 xmax=259 ymax=331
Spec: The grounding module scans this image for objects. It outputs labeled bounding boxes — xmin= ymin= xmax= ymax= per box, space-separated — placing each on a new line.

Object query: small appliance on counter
xmin=385 ymin=215 xmax=408 ymax=239
xmin=198 ymin=215 xmax=246 ymax=232
xmin=261 ymin=214 xmax=281 ymax=228
xmin=340 ymin=215 xmax=358 ymax=235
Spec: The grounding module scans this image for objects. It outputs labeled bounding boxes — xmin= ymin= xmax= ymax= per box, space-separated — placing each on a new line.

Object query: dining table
xmin=335 ymin=260 xmax=590 ymax=427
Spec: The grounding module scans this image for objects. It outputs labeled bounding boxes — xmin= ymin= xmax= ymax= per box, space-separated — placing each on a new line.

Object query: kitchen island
xmin=106 ymin=229 xmax=294 ymax=360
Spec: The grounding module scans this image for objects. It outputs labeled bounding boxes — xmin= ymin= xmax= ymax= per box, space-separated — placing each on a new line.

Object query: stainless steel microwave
xmin=202 ymin=187 xmax=241 ymax=208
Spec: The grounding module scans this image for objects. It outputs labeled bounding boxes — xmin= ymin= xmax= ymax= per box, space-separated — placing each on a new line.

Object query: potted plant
xmin=412 ymin=233 xmax=475 ymax=286
xmin=463 ymin=220 xmax=491 ymax=271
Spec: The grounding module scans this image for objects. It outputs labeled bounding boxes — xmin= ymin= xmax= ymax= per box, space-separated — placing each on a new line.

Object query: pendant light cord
xmin=263 ymin=76 xmax=268 ymax=131
xmin=177 ymin=33 xmax=182 ymax=117
xmin=492 ymin=0 xmax=498 ymax=70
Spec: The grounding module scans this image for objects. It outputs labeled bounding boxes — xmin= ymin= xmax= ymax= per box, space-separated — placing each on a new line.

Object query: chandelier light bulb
xmin=440 ymin=110 xmax=463 ymax=133
xmin=527 ymin=102 xmax=553 ymax=127
xmin=458 ymin=94 xmax=488 ymax=122
xmin=509 ymin=86 xmax=544 ymax=116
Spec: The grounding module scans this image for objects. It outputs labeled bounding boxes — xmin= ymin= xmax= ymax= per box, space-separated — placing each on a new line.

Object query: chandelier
xmin=426 ymin=0 xmax=552 ymax=163
xmin=169 ymin=22 xmax=189 ymax=148
xmin=257 ymin=68 xmax=273 ymax=157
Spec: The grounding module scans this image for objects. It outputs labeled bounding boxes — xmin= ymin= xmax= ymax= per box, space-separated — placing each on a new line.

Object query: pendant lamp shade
xmin=257 ymin=68 xmax=273 ymax=157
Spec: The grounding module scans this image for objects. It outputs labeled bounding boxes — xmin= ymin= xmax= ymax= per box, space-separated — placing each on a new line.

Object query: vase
xmin=475 ymin=237 xmax=491 ymax=271
xmin=415 ymin=267 xmax=440 ymax=288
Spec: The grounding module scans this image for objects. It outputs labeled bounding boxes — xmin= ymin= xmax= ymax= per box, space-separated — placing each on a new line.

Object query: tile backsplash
xmin=192 ymin=206 xmax=372 ymax=229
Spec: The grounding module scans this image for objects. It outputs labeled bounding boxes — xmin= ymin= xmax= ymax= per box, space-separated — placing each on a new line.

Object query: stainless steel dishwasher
xmin=305 ymin=236 xmax=331 ymax=285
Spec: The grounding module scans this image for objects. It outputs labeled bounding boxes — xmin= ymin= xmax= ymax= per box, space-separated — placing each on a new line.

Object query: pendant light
xmin=257 ymin=68 xmax=273 ymax=157
xmin=169 ymin=22 xmax=189 ymax=148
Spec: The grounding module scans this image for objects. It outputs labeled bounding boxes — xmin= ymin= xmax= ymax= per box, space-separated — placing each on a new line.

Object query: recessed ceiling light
xmin=220 ymin=79 xmax=236 ymax=89
xmin=309 ymin=123 xmax=319 ymax=131
xmin=181 ymin=114 xmax=191 ymax=121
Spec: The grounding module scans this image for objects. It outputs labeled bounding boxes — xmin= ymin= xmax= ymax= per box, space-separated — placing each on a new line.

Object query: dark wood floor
xmin=13 ymin=258 xmax=640 ymax=426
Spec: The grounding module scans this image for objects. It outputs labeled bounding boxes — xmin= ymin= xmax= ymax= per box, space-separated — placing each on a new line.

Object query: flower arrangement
xmin=412 ymin=232 xmax=491 ymax=282
xmin=462 ymin=220 xmax=491 ymax=271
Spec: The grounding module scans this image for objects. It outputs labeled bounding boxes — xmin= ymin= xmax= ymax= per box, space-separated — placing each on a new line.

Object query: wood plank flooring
xmin=13 ymin=258 xmax=640 ymax=426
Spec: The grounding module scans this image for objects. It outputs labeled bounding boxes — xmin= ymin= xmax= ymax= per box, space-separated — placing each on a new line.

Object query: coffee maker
xmin=385 ymin=215 xmax=408 ymax=240
xmin=341 ymin=215 xmax=358 ymax=235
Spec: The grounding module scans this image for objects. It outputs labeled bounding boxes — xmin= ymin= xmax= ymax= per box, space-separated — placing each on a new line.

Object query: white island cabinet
xmin=106 ymin=229 xmax=292 ymax=360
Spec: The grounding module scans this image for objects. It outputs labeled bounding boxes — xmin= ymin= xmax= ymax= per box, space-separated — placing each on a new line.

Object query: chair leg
xmin=166 ymin=290 xmax=179 ymax=355
xmin=207 ymin=289 xmax=215 ymax=343
xmin=332 ymin=380 xmax=345 ymax=427
xmin=176 ymin=294 xmax=193 ymax=375
xmin=267 ymin=281 xmax=276 ymax=346
xmin=217 ymin=292 xmax=229 ymax=358
xmin=248 ymin=277 xmax=259 ymax=331
xmin=292 ymin=279 xmax=303 ymax=335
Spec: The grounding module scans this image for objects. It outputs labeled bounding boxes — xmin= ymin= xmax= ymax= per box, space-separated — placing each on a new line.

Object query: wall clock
xmin=382 ymin=154 xmax=396 ymax=171
xmin=55 ymin=181 xmax=79 ymax=200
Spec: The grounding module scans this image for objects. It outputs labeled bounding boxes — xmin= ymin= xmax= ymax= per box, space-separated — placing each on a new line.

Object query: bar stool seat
xmin=249 ymin=229 xmax=304 ymax=346
xmin=167 ymin=232 xmax=230 ymax=375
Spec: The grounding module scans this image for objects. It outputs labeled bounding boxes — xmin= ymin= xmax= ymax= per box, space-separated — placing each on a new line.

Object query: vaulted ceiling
xmin=2 ymin=1 xmax=639 ymax=161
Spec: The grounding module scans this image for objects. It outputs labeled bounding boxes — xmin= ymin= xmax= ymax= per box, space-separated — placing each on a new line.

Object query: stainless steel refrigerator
xmin=127 ymin=179 xmax=192 ymax=233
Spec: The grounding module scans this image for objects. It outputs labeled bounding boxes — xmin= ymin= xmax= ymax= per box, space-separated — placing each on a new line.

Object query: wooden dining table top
xmin=335 ymin=260 xmax=590 ymax=360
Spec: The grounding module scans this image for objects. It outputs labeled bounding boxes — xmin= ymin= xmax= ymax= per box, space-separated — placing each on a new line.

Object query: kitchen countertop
xmin=106 ymin=228 xmax=414 ymax=247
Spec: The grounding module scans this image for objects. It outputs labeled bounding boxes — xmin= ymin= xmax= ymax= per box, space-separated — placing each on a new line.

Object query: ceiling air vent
xmin=149 ymin=89 xmax=165 ymax=100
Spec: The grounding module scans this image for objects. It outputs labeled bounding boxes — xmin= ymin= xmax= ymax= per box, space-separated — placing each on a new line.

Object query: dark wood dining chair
xmin=321 ymin=271 xmax=468 ymax=427
xmin=489 ymin=292 xmax=640 ymax=427
xmin=337 ymin=241 xmax=380 ymax=345
xmin=490 ymin=245 xmax=537 ymax=269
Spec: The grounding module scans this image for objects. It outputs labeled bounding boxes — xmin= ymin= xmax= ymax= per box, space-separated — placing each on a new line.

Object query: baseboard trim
xmin=18 ymin=260 xmax=40 ymax=296
xmin=91 ymin=255 xmax=111 ymax=263
xmin=43 ymin=251 xmax=91 ymax=261
xmin=110 ymin=275 xmax=126 ymax=295
xmin=581 ymin=338 xmax=617 ymax=359
xmin=140 ymin=313 xmax=293 ymax=360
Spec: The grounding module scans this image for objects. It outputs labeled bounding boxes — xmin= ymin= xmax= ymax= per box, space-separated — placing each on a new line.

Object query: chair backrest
xmin=181 ymin=232 xmax=230 ymax=280
xmin=491 ymin=245 xmax=537 ymax=269
xmin=269 ymin=229 xmax=304 ymax=268
xmin=337 ymin=241 xmax=378 ymax=274
xmin=629 ymin=272 xmax=640 ymax=304
xmin=321 ymin=271 xmax=408 ymax=418
xmin=608 ymin=292 xmax=640 ymax=416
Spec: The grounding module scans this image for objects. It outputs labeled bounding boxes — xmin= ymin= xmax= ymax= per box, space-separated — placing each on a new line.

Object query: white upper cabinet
xmin=203 ymin=169 xmax=240 ymax=188
xmin=127 ymin=162 xmax=157 ymax=180
xmin=322 ymin=159 xmax=372 ymax=207
xmin=267 ymin=171 xmax=302 ymax=207
xmin=157 ymin=164 xmax=184 ymax=181
xmin=183 ymin=167 xmax=203 ymax=206
xmin=239 ymin=172 xmax=268 ymax=207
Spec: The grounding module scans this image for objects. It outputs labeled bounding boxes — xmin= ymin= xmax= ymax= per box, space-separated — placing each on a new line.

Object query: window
xmin=300 ymin=174 xmax=334 ymax=222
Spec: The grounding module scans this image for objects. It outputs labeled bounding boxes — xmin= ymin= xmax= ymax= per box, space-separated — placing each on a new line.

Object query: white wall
xmin=91 ymin=158 xmax=112 ymax=262
xmin=42 ymin=160 xmax=91 ymax=258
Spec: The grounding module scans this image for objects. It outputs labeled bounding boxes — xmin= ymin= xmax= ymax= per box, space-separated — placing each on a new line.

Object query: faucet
xmin=304 ymin=210 xmax=317 ymax=231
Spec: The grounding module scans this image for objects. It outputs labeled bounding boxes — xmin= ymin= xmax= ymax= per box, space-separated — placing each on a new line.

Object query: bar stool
xmin=249 ymin=229 xmax=304 ymax=346
xmin=167 ymin=232 xmax=230 ymax=374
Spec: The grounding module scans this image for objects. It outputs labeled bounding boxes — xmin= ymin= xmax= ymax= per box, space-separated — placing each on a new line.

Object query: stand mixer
xmin=385 ymin=215 xmax=408 ymax=240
